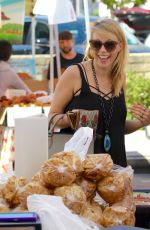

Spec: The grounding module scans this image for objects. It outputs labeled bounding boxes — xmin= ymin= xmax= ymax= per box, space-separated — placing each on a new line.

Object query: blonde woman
xmin=49 ymin=18 xmax=150 ymax=167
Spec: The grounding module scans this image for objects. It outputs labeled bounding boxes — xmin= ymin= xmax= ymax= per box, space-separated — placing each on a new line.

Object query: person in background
xmin=46 ymin=30 xmax=84 ymax=88
xmin=48 ymin=18 xmax=150 ymax=167
xmin=0 ymin=40 xmax=32 ymax=97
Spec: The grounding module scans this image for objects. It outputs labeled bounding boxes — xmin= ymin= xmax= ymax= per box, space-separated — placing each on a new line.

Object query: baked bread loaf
xmin=52 ymin=151 xmax=83 ymax=175
xmin=31 ymin=172 xmax=41 ymax=182
xmin=97 ymin=171 xmax=126 ymax=204
xmin=103 ymin=206 xmax=135 ymax=227
xmin=83 ymin=154 xmax=113 ymax=181
xmin=40 ymin=158 xmax=76 ymax=187
xmin=0 ymin=202 xmax=10 ymax=212
xmin=0 ymin=196 xmax=10 ymax=212
xmin=18 ymin=181 xmax=50 ymax=208
xmin=76 ymin=177 xmax=96 ymax=200
xmin=80 ymin=200 xmax=103 ymax=226
xmin=2 ymin=176 xmax=28 ymax=208
xmin=54 ymin=183 xmax=86 ymax=214
xmin=112 ymin=193 xmax=136 ymax=213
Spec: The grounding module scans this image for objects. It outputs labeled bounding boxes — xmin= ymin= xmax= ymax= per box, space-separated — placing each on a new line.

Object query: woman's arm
xmin=11 ymin=71 xmax=32 ymax=94
xmin=48 ymin=65 xmax=81 ymax=128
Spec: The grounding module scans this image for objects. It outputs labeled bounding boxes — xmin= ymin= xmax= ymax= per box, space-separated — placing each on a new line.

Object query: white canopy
xmin=33 ymin=0 xmax=76 ymax=25
xmin=33 ymin=0 xmax=76 ymax=94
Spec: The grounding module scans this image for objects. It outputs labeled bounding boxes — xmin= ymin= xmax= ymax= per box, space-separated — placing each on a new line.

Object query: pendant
xmin=104 ymin=133 xmax=111 ymax=152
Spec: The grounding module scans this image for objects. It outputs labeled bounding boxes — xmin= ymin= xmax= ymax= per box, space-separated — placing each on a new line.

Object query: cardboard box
xmin=14 ymin=115 xmax=48 ymax=180
xmin=24 ymin=79 xmax=48 ymax=92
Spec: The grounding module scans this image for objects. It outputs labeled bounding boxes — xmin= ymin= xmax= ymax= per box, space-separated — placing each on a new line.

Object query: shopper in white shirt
xmin=0 ymin=40 xmax=31 ymax=97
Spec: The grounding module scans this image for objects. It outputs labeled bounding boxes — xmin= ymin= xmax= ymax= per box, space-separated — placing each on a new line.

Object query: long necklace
xmin=91 ymin=60 xmax=114 ymax=152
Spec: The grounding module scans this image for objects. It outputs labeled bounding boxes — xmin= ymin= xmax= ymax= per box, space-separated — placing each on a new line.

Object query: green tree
xmin=101 ymin=0 xmax=147 ymax=10
xmin=126 ymin=72 xmax=150 ymax=119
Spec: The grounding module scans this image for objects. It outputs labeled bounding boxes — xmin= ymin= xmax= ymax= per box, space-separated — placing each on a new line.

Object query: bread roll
xmin=52 ymin=151 xmax=83 ymax=175
xmin=40 ymin=158 xmax=76 ymax=187
xmin=54 ymin=183 xmax=86 ymax=214
xmin=112 ymin=193 xmax=136 ymax=213
xmin=76 ymin=177 xmax=96 ymax=200
xmin=80 ymin=200 xmax=103 ymax=226
xmin=2 ymin=176 xmax=28 ymax=208
xmin=31 ymin=172 xmax=41 ymax=182
xmin=0 ymin=197 xmax=10 ymax=212
xmin=18 ymin=181 xmax=50 ymax=208
xmin=83 ymin=154 xmax=113 ymax=181
xmin=103 ymin=206 xmax=135 ymax=227
xmin=97 ymin=172 xmax=126 ymax=204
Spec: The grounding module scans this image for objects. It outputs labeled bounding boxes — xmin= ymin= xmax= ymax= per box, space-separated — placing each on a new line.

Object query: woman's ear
xmin=119 ymin=42 xmax=123 ymax=50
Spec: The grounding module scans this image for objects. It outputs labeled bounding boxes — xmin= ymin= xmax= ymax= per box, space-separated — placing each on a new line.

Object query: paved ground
xmin=125 ymin=129 xmax=150 ymax=161
xmin=125 ymin=129 xmax=150 ymax=171
xmin=125 ymin=129 xmax=150 ymax=191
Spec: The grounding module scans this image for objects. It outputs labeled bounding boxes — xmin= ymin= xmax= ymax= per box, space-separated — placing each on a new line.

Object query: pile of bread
xmin=0 ymin=152 xmax=136 ymax=227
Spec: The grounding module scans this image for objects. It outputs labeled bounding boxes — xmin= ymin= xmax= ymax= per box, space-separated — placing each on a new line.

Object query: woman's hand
xmin=129 ymin=104 xmax=150 ymax=126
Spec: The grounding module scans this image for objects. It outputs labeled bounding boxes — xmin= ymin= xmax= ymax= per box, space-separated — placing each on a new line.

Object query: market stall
xmin=0 ymin=114 xmax=150 ymax=229
xmin=0 ymin=0 xmax=149 ymax=228
xmin=0 ymin=91 xmax=51 ymax=173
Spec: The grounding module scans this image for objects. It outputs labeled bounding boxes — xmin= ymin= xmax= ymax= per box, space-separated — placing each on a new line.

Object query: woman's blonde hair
xmin=84 ymin=18 xmax=128 ymax=96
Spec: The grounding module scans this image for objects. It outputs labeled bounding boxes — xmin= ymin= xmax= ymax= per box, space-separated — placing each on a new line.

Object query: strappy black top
xmin=63 ymin=64 xmax=127 ymax=167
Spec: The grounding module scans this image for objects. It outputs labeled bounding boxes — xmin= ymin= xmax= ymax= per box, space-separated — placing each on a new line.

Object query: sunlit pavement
xmin=125 ymin=130 xmax=150 ymax=190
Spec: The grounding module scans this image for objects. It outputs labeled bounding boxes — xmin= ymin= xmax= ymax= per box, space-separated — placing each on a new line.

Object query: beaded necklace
xmin=91 ymin=60 xmax=114 ymax=152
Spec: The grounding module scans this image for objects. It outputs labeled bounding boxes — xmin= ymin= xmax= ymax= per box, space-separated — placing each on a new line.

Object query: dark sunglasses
xmin=89 ymin=40 xmax=118 ymax=52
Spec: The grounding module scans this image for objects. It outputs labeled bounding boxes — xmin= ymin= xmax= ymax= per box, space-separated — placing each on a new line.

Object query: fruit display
xmin=17 ymin=72 xmax=32 ymax=81
xmin=0 ymin=93 xmax=51 ymax=107
xmin=0 ymin=93 xmax=51 ymax=173
xmin=0 ymin=152 xmax=136 ymax=228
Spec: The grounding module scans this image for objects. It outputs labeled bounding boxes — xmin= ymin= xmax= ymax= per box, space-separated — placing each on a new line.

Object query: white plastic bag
xmin=64 ymin=127 xmax=93 ymax=160
xmin=112 ymin=164 xmax=134 ymax=179
xmin=27 ymin=194 xmax=99 ymax=230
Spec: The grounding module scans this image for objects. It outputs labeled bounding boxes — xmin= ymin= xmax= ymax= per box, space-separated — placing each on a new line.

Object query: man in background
xmin=47 ymin=30 xmax=84 ymax=88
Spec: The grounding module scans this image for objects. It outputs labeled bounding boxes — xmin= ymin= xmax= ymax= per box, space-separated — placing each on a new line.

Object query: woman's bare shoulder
xmin=65 ymin=64 xmax=80 ymax=73
xmin=55 ymin=64 xmax=80 ymax=90
xmin=59 ymin=61 xmax=91 ymax=84
xmin=60 ymin=64 xmax=80 ymax=82
xmin=64 ymin=60 xmax=91 ymax=73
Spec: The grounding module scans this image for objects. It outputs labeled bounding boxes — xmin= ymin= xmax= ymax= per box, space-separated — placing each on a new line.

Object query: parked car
xmin=120 ymin=22 xmax=150 ymax=53
xmin=12 ymin=15 xmax=92 ymax=55
xmin=12 ymin=15 xmax=150 ymax=55
xmin=12 ymin=15 xmax=50 ymax=54
xmin=114 ymin=7 xmax=150 ymax=42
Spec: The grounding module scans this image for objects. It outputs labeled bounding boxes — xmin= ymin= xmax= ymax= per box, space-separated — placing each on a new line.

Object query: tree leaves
xmin=101 ymin=0 xmax=146 ymax=10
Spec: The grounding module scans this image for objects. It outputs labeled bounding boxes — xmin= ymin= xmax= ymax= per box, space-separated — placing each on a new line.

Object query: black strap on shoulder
xmin=76 ymin=63 xmax=91 ymax=94
xmin=79 ymin=63 xmax=89 ymax=84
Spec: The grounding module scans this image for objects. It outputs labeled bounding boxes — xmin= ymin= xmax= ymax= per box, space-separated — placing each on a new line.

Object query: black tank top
xmin=64 ymin=64 xmax=127 ymax=167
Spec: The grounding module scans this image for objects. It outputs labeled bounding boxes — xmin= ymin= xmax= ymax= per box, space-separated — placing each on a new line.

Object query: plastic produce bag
xmin=27 ymin=194 xmax=99 ymax=230
xmin=112 ymin=164 xmax=134 ymax=179
xmin=64 ymin=127 xmax=93 ymax=160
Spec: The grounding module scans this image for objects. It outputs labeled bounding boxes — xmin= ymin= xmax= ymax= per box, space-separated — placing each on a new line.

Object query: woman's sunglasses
xmin=89 ymin=40 xmax=118 ymax=52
